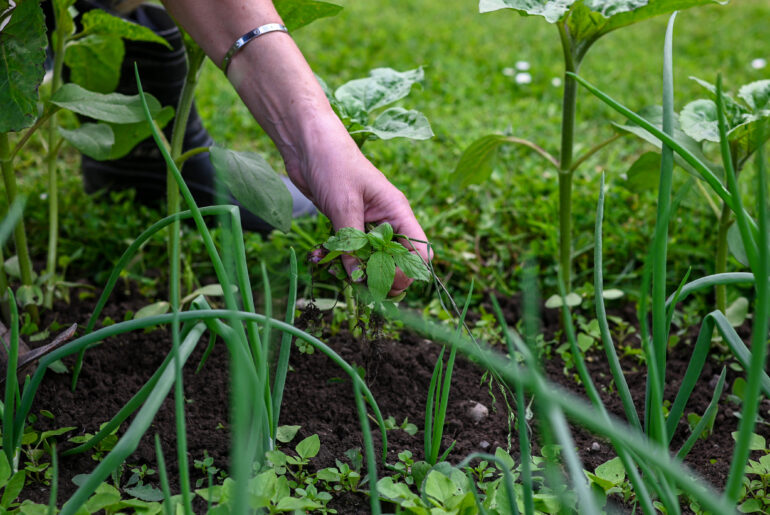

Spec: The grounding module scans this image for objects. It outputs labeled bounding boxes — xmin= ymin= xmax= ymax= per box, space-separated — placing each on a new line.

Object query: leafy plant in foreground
xmin=322 ymin=222 xmax=431 ymax=301
xmin=456 ymin=0 xmax=725 ymax=291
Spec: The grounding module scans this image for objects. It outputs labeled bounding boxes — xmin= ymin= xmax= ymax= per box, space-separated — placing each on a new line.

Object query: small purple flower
xmin=308 ymin=248 xmax=327 ymax=264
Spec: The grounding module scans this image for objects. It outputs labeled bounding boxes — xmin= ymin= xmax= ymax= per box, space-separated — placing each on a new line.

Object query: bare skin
xmin=160 ymin=0 xmax=430 ymax=295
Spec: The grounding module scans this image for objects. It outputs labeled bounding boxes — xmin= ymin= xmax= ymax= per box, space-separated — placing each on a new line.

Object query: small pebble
xmin=479 ymin=440 xmax=491 ymax=450
xmin=469 ymin=402 xmax=489 ymax=424
xmin=591 ymin=442 xmax=601 ymax=452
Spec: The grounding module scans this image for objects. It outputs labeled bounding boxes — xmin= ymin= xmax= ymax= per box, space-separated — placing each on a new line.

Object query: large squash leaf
xmin=0 ymin=0 xmax=47 ymax=132
xmin=480 ymin=0 xmax=726 ymax=52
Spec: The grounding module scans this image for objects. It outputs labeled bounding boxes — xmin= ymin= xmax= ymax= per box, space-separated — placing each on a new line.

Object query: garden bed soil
xmin=19 ymin=284 xmax=770 ymax=513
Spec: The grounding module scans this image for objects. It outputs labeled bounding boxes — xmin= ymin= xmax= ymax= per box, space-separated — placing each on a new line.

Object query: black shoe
xmin=75 ymin=2 xmax=316 ymax=233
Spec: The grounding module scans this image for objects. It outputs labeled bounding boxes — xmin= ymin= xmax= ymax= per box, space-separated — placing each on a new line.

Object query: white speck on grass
xmin=502 ymin=67 xmax=515 ymax=77
xmin=515 ymin=72 xmax=532 ymax=85
xmin=551 ymin=77 xmax=562 ymax=87
xmin=751 ymin=58 xmax=767 ymax=70
xmin=40 ymin=193 xmax=48 ymax=200
xmin=515 ymin=60 xmax=530 ymax=71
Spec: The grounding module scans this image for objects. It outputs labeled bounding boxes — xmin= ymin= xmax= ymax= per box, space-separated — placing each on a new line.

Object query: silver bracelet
xmin=221 ymin=23 xmax=289 ymax=74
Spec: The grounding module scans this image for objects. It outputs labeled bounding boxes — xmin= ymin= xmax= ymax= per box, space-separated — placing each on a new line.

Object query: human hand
xmin=286 ymin=126 xmax=431 ymax=297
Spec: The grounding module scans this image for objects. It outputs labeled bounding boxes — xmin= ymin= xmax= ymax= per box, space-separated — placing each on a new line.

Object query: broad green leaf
xmin=727 ymin=114 xmax=770 ymax=162
xmin=209 ymin=147 xmax=293 ymax=233
xmin=613 ymin=105 xmax=723 ymax=180
xmin=50 ymin=83 xmax=162 ymax=124
xmin=274 ymin=0 xmax=343 ymax=31
xmin=738 ymin=80 xmax=770 ymax=112
xmin=454 ymin=134 xmax=508 ymax=187
xmin=0 ymin=453 xmax=10 ymax=485
xmin=123 ymin=485 xmax=165 ymax=502
xmin=424 ymin=470 xmax=457 ymax=505
xmin=369 ymin=222 xmax=394 ymax=243
xmin=544 ymin=292 xmax=581 ymax=308
xmin=731 ymin=431 xmax=765 ymax=451
xmin=367 ymin=251 xmax=395 ymax=300
xmin=680 ymin=99 xmax=719 ymax=143
xmin=295 ymin=434 xmax=320 ymax=459
xmin=479 ymin=0 xmax=577 ymax=22
xmin=393 ymin=252 xmax=431 ymax=282
xmin=601 ymin=288 xmax=624 ymax=300
xmin=107 ymin=106 xmax=175 ymax=160
xmin=134 ymin=301 xmax=170 ymax=319
xmin=595 ymin=457 xmax=625 ymax=483
xmin=0 ymin=0 xmax=47 ymax=132
xmin=726 ymin=296 xmax=749 ymax=327
xmin=567 ymin=1 xmax=725 ymax=49
xmin=64 ymin=35 xmax=124 ymax=93
xmin=0 ymin=470 xmax=25 ymax=508
xmin=80 ymin=10 xmax=172 ymax=48
xmin=59 ymin=123 xmax=115 ymax=161
xmin=689 ymin=76 xmax=745 ymax=120
xmin=181 ymin=283 xmax=236 ymax=305
xmin=738 ymin=499 xmax=764 ymax=513
xmin=39 ymin=426 xmax=77 ymax=441
xmin=335 ymin=67 xmax=424 ymax=122
xmin=324 ymin=227 xmax=369 ymax=252
xmin=624 ymin=151 xmax=661 ymax=192
xmin=276 ymin=425 xmax=301 ymax=443
xmin=727 ymin=223 xmax=749 ymax=267
xmin=275 ymin=497 xmax=322 ymax=511
xmin=363 ymin=107 xmax=433 ymax=140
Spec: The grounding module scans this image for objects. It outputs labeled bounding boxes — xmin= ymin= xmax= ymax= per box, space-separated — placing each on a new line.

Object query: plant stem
xmin=715 ymin=150 xmax=741 ymax=314
xmin=714 ymin=202 xmax=731 ymax=313
xmin=557 ymin=23 xmax=579 ymax=291
xmin=0 ymin=134 xmax=36 ymax=320
xmin=166 ymin=39 xmax=205 ymax=515
xmin=43 ymin=21 xmax=66 ymax=309
xmin=0 ymin=246 xmax=9 ymax=322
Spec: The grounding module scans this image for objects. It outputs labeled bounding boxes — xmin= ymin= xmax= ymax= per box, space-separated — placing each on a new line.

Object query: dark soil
xmin=16 ymin=283 xmax=770 ymax=513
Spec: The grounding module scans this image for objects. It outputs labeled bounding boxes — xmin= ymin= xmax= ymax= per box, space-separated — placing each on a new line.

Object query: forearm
xmin=159 ymin=0 xmax=349 ymax=179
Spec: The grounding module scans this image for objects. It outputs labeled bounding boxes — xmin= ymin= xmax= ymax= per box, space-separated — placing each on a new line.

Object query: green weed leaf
xmin=274 ymin=0 xmax=343 ymax=31
xmin=80 ymin=10 xmax=172 ymax=48
xmin=58 ymin=123 xmax=115 ymax=161
xmin=0 ymin=470 xmax=25 ymax=508
xmin=393 ymin=252 xmax=430 ymax=282
xmin=0 ymin=0 xmax=47 ymax=132
xmin=680 ymin=99 xmax=719 ymax=143
xmin=134 ymin=301 xmax=170 ymax=319
xmin=363 ymin=107 xmax=433 ymax=140
xmin=123 ymin=484 xmax=165 ymax=502
xmin=64 ymin=35 xmax=124 ymax=93
xmin=728 ymin=223 xmax=750 ymax=267
xmin=454 ymin=134 xmax=508 ymax=187
xmin=367 ymin=251 xmax=395 ymax=300
xmin=595 ymin=457 xmax=625 ymax=484
xmin=276 ymin=425 xmax=301 ymax=443
xmin=209 ymin=147 xmax=293 ymax=233
xmin=324 ymin=227 xmax=369 ymax=252
xmin=295 ymin=434 xmax=320 ymax=459
xmin=726 ymin=296 xmax=749 ymax=327
xmin=613 ymin=105 xmax=723 ymax=180
xmin=335 ymin=67 xmax=424 ymax=122
xmin=50 ymin=83 xmax=162 ymax=124
xmin=624 ymin=151 xmax=661 ymax=192
xmin=370 ymin=222 xmax=394 ymax=243
xmin=106 ymin=106 xmax=175 ymax=160
xmin=738 ymin=80 xmax=770 ymax=112
xmin=731 ymin=432 xmax=766 ymax=451
xmin=0 ymin=453 xmax=10 ymax=486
